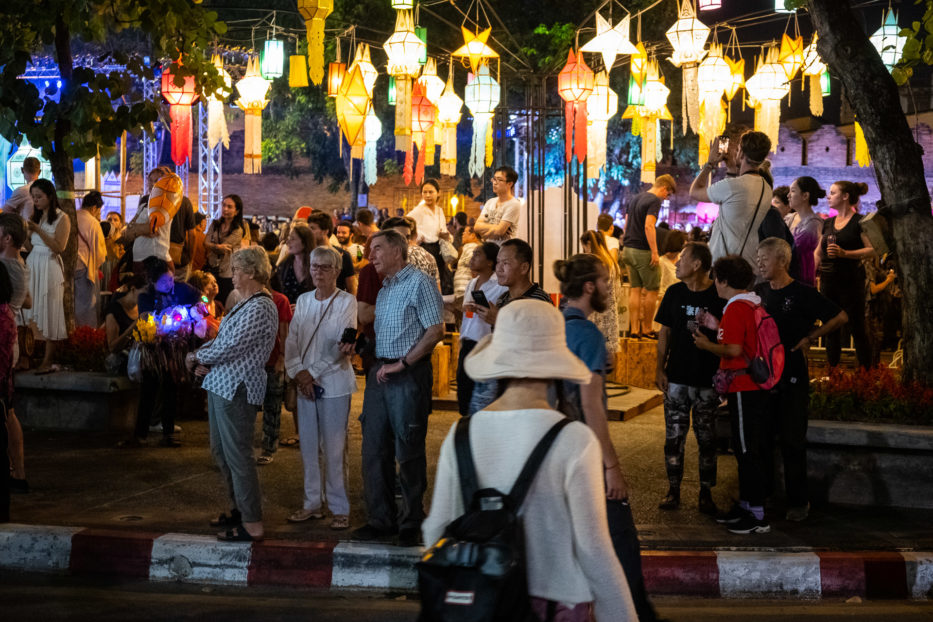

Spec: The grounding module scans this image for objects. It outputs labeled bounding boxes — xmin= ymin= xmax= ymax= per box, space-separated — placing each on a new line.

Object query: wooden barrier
xmin=431 ymin=343 xmax=451 ymax=397
xmin=612 ymin=337 xmax=659 ymax=390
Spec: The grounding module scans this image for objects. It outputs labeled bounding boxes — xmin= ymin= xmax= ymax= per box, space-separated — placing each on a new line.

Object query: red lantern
xmin=405 ymin=82 xmax=437 ymax=185
xmin=557 ymin=50 xmax=594 ymax=163
xmin=161 ymin=64 xmax=200 ymax=166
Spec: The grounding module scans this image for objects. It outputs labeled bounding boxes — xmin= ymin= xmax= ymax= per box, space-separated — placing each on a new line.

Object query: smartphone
xmin=470 ymin=290 xmax=490 ymax=308
xmin=341 ymin=327 xmax=358 ymax=344
xmin=718 ymin=136 xmax=729 ymax=154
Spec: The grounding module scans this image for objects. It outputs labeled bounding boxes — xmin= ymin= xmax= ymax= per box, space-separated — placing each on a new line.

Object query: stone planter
xmin=15 ymin=371 xmax=139 ymax=432
xmin=806 ymin=419 xmax=933 ymax=510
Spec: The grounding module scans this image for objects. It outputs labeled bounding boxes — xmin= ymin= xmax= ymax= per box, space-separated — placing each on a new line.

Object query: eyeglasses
xmin=310 ymin=264 xmax=335 ymax=272
xmin=492 ymin=176 xmax=507 ymax=183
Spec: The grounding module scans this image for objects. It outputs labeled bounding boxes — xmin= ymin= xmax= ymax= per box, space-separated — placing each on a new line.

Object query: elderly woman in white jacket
xmin=284 ymin=246 xmax=357 ymax=530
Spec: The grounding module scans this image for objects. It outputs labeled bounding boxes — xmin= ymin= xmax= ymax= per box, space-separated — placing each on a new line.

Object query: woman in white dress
xmin=23 ymin=179 xmax=70 ymax=372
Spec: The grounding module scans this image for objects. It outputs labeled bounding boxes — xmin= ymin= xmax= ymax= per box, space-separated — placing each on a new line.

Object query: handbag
xmin=285 ymin=293 xmax=337 ymax=411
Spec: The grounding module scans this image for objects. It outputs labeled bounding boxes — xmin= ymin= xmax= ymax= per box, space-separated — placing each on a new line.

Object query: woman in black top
xmin=275 ymin=223 xmax=316 ymax=304
xmin=817 ymin=181 xmax=875 ymax=368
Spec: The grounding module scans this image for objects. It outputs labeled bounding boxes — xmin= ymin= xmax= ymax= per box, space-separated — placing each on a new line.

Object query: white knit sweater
xmin=422 ymin=408 xmax=637 ymax=622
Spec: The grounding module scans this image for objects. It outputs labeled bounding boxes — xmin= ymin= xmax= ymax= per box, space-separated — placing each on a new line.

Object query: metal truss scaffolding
xmin=141 ymin=78 xmax=160 ymax=196
xmin=197 ymin=101 xmax=223 ymax=220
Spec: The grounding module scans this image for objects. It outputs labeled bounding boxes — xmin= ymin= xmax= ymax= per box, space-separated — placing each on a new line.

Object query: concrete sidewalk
xmin=5 ymin=381 xmax=933 ymax=598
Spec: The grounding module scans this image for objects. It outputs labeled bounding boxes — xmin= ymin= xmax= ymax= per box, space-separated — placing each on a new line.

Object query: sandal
xmin=217 ymin=525 xmax=262 ymax=542
xmin=330 ymin=515 xmax=349 ymax=531
xmin=256 ymin=454 xmax=274 ymax=466
xmin=279 ymin=437 xmax=300 ymax=448
xmin=210 ymin=510 xmax=242 ymax=528
xmin=287 ymin=508 xmax=325 ymax=523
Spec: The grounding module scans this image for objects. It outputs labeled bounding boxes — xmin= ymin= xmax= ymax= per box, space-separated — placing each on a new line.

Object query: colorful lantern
xmin=289 ymin=55 xmax=309 ymax=88
xmin=363 ymin=108 xmax=382 ymax=186
xmin=464 ymin=63 xmax=499 ymax=178
xmin=297 ymin=0 xmax=333 ymax=85
xmin=418 ymin=58 xmax=445 ymax=166
xmin=207 ymin=55 xmax=232 ymax=150
xmin=580 ymin=13 xmax=639 ymax=72
xmin=327 ymin=62 xmax=346 ymax=97
xmin=666 ymin=0 xmax=710 ymax=134
xmin=557 ymin=49 xmax=595 ymax=164
xmin=697 ymin=43 xmax=730 ymax=164
xmin=336 ymin=64 xmax=372 ymax=159
xmin=870 ymin=8 xmax=906 ymax=72
xmin=406 ymin=82 xmax=437 ymax=185
xmin=261 ymin=39 xmax=285 ymax=79
xmin=745 ymin=46 xmax=789 ymax=151
xmin=415 ymin=26 xmax=428 ymax=65
xmin=699 ymin=0 xmax=721 ymax=10
xmin=391 ymin=0 xmax=413 ymax=8
xmin=627 ymin=42 xmax=648 ymax=106
xmin=778 ymin=33 xmax=804 ymax=81
xmin=388 ymin=76 xmax=397 ymax=105
xmin=622 ymin=61 xmax=672 ymax=183
xmin=854 ymin=119 xmax=870 ymax=167
xmin=820 ymin=71 xmax=831 ymax=96
xmin=384 ymin=9 xmax=426 ymax=151
xmin=350 ymin=44 xmax=379 ymax=96
xmin=725 ymin=55 xmax=745 ymax=101
xmin=437 ymin=72 xmax=463 ymax=176
xmin=160 ymin=63 xmax=200 ymax=167
xmin=802 ymin=35 xmax=826 ymax=116
xmin=774 ymin=0 xmax=793 ymax=13
xmin=452 ymin=27 xmax=499 ymax=75
xmin=235 ymin=57 xmax=271 ymax=174
xmin=586 ymin=71 xmax=618 ymax=179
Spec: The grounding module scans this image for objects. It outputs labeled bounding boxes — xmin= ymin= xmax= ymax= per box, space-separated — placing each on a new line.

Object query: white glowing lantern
xmin=207 ymin=55 xmax=232 ymax=150
xmin=870 ymin=8 xmax=906 ymax=72
xmin=235 ymin=57 xmax=272 ymax=174
xmin=666 ymin=0 xmax=709 ymax=134
xmin=699 ymin=0 xmax=721 ymax=10
xmin=580 ymin=13 xmax=639 ymax=72
xmin=745 ymin=47 xmax=789 ymax=151
xmin=586 ymin=71 xmax=619 ymax=179
xmin=464 ymin=64 xmax=500 ymax=178
xmin=350 ymin=43 xmax=379 ymax=96
xmin=437 ymin=73 xmax=463 ymax=176
xmin=418 ymin=58 xmax=445 ymax=104
xmin=802 ymin=35 xmax=827 ymax=116
xmin=363 ymin=108 xmax=382 ymax=186
xmin=697 ymin=43 xmax=730 ymax=164
xmin=384 ymin=10 xmax=426 ymax=151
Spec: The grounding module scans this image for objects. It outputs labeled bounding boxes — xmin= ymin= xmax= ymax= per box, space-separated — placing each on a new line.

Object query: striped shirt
xmin=374 ymin=263 xmax=444 ymax=359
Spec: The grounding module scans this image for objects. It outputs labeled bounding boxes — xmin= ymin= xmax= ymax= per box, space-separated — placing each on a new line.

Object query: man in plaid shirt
xmin=352 ymin=229 xmax=444 ymax=547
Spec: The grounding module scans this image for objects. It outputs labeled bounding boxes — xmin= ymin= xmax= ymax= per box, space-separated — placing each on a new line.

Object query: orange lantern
xmin=327 ymin=62 xmax=346 ymax=97
xmin=406 ymin=81 xmax=437 ymax=186
xmin=160 ymin=64 xmax=200 ymax=166
xmin=336 ymin=64 xmax=372 ymax=159
xmin=557 ymin=49 xmax=594 ymax=163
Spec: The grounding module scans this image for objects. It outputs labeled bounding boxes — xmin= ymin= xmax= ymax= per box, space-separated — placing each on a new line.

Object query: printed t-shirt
xmin=654 ymin=282 xmax=725 ymax=387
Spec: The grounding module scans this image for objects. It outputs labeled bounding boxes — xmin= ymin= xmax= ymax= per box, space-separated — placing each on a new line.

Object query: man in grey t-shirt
xmin=0 ymin=213 xmax=32 ymax=319
xmin=474 ymin=166 xmax=522 ymax=244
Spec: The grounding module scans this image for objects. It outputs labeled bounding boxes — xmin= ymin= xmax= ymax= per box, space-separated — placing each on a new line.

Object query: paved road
xmin=2 ymin=573 xmax=933 ymax=621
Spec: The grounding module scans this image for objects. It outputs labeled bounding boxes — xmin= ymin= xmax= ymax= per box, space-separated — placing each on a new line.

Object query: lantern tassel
xmin=854 ymin=121 xmax=871 ymax=167
xmin=564 ymin=101 xmax=574 ymax=163
xmin=754 ymin=101 xmax=781 ymax=154
xmin=642 ymin=117 xmax=657 ymax=183
xmin=485 ymin=120 xmax=493 ymax=167
xmin=573 ymin=102 xmax=588 ymax=163
xmin=168 ymin=105 xmax=193 ymax=166
xmin=470 ymin=114 xmax=489 ymax=178
xmin=808 ymin=74 xmax=823 ymax=117
xmin=683 ymin=64 xmax=701 ymax=135
xmin=440 ymin=123 xmax=457 ymax=176
xmin=208 ymin=99 xmax=230 ymax=150
xmin=307 ymin=18 xmax=327 ymax=85
xmin=404 ymin=142 xmax=414 ymax=186
xmin=364 ymin=140 xmax=378 ymax=186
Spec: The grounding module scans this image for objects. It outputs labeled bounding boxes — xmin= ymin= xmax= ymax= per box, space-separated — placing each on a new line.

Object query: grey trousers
xmin=359 ymin=358 xmax=432 ymax=532
xmin=74 ymin=267 xmax=99 ymax=328
xmin=297 ymin=393 xmax=352 ymax=516
xmin=208 ymin=385 xmax=263 ymax=523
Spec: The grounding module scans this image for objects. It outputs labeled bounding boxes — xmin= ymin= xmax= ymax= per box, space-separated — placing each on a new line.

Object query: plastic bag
xmin=127 ymin=343 xmax=144 ymax=383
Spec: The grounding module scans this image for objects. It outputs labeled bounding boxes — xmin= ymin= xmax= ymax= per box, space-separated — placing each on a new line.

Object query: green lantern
xmin=388 ymin=76 xmax=397 ymax=105
xmin=415 ymin=26 xmax=428 ymax=65
xmin=627 ymin=75 xmax=645 ymax=106
xmin=820 ymin=70 xmax=831 ymax=96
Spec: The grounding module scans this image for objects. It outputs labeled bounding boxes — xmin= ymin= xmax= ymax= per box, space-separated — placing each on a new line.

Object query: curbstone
xmin=0 ymin=523 xmax=82 ymax=572
xmin=150 ymin=533 xmax=252 ymax=585
xmin=247 ymin=540 xmax=337 ymax=587
xmin=331 ymin=542 xmax=422 ymax=591
xmin=717 ymin=551 xmax=821 ymax=598
xmin=903 ymin=552 xmax=933 ymax=600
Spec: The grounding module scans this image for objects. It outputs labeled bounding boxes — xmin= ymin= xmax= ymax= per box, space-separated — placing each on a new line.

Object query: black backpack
xmin=417 ymin=416 xmax=572 ymax=622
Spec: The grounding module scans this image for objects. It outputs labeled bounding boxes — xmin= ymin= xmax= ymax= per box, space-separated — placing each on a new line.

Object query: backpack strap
xmin=738 ymin=178 xmax=768 ymax=258
xmin=508 ymin=418 xmax=573 ymax=509
xmin=454 ymin=416 xmax=480 ymax=510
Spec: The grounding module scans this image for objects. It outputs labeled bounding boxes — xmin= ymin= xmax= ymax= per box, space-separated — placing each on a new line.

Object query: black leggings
xmin=821 ymin=271 xmax=871 ymax=369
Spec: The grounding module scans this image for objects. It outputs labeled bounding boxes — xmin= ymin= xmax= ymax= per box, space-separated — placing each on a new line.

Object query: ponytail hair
xmin=834 ymin=181 xmax=868 ymax=207
xmin=794 ymin=176 xmax=826 ymax=206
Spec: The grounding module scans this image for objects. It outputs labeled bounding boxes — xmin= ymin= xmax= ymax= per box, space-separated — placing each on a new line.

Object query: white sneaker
xmin=150 ymin=424 xmax=182 ymax=433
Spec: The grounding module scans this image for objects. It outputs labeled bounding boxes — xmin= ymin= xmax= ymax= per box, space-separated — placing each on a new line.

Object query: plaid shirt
xmin=374 ymin=263 xmax=444 ymax=359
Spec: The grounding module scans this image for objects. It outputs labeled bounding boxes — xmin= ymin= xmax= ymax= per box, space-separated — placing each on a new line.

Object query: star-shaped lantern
xmin=452 ymin=27 xmax=499 ymax=75
xmin=581 ymin=13 xmax=639 ymax=72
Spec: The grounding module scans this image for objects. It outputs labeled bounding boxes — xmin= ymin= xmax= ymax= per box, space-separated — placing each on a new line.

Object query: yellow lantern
xmin=289 ymin=55 xmax=309 ymax=88
xmin=697 ymin=43 xmax=730 ymax=164
xmin=437 ymin=72 xmax=463 ymax=176
xmin=778 ymin=33 xmax=804 ymax=81
xmin=622 ymin=60 xmax=672 ymax=183
xmin=725 ymin=55 xmax=745 ymax=101
xmin=235 ymin=57 xmax=271 ymax=174
xmin=349 ymin=43 xmax=379 ymax=96
xmin=384 ymin=10 xmax=426 ymax=151
xmin=586 ymin=71 xmax=618 ymax=179
xmin=208 ymin=55 xmax=232 ymax=150
xmin=745 ymin=46 xmax=789 ymax=151
xmin=336 ymin=64 xmax=372 ymax=159
xmin=451 ymin=27 xmax=499 ymax=75
xmin=802 ymin=35 xmax=826 ymax=116
xmin=327 ymin=62 xmax=346 ymax=97
xmin=666 ymin=0 xmax=710 ymax=134
xmin=296 ymin=0 xmax=333 ymax=85
xmin=580 ymin=13 xmax=639 ymax=72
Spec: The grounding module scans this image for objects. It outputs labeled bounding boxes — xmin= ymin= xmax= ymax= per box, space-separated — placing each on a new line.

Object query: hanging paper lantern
xmin=437 ymin=72 xmax=463 ymax=177
xmin=452 ymin=27 xmax=499 ymax=75
xmin=745 ymin=47 xmax=789 ymax=151
xmin=464 ymin=64 xmax=500 ymax=178
xmin=774 ymin=0 xmax=793 ymax=13
xmin=415 ymin=27 xmax=428 ymax=65
xmin=802 ymin=35 xmax=826 ymax=116
xmin=697 ymin=43 xmax=731 ymax=164
xmin=363 ymin=108 xmax=382 ymax=186
xmin=289 ymin=55 xmax=309 ymax=88
xmin=327 ymin=62 xmax=346 ymax=97
xmin=622 ymin=61 xmax=672 ymax=183
xmin=698 ymin=0 xmax=721 ymax=10
xmin=854 ymin=120 xmax=870 ymax=167
xmin=418 ymin=58 xmax=446 ymax=104
xmin=391 ymin=0 xmax=413 ymax=8
xmin=870 ymin=8 xmax=906 ymax=72
xmin=580 ymin=13 xmax=639 ymax=72
xmin=586 ymin=71 xmax=618 ymax=179
xmin=778 ymin=33 xmax=804 ymax=81
xmin=349 ymin=44 xmax=379 ymax=96
xmin=235 ymin=57 xmax=272 ymax=174
xmin=261 ymin=39 xmax=285 ymax=79
xmin=627 ymin=42 xmax=648 ymax=106
xmin=557 ymin=49 xmax=595 ymax=164
xmin=160 ymin=63 xmax=200 ymax=167
xmin=388 ymin=76 xmax=397 ymax=105
xmin=406 ymin=82 xmax=437 ymax=186
xmin=207 ymin=55 xmax=232 ymax=150
xmin=384 ymin=9 xmax=426 ymax=151
xmin=820 ymin=71 xmax=831 ymax=96
xmin=336 ymin=64 xmax=372 ymax=159
xmin=725 ymin=55 xmax=745 ymax=100
xmin=297 ymin=0 xmax=333 ymax=85
xmin=666 ymin=0 xmax=710 ymax=135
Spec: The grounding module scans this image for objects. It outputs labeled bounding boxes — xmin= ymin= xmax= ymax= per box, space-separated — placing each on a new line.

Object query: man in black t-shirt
xmin=755 ymin=238 xmax=847 ymax=522
xmin=654 ymin=242 xmax=724 ymax=515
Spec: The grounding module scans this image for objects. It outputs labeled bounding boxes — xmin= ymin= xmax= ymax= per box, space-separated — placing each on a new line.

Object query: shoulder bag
xmin=284 ymin=293 xmax=337 ymax=412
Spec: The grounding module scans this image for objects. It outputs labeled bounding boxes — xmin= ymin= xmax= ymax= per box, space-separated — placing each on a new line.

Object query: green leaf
xmin=902 ymin=37 xmax=922 ymax=60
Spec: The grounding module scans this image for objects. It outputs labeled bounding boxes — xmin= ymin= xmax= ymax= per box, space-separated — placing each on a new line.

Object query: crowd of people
xmin=0 ymin=143 xmax=903 ymax=618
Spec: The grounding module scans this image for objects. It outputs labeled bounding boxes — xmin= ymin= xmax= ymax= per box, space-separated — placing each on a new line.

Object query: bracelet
xmin=604 ymin=462 xmax=619 ymax=471
xmin=401 ymin=358 xmax=410 ymax=369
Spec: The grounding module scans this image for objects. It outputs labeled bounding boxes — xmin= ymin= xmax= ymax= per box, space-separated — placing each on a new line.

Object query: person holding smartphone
xmin=458 ymin=242 xmax=507 ymax=416
xmin=284 ymin=246 xmax=358 ymax=530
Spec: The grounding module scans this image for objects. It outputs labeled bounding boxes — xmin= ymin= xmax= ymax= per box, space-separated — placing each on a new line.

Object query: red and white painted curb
xmin=1 ymin=523 xmax=932 ymax=599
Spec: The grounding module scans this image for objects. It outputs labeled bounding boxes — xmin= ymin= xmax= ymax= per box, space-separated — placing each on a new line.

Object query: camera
xmin=341 ymin=327 xmax=358 ymax=344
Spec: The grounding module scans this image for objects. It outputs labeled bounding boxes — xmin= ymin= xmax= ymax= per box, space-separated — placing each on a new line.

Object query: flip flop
xmin=209 ymin=511 xmax=241 ymax=527
xmin=279 ymin=437 xmax=299 ymax=448
xmin=217 ymin=525 xmax=261 ymax=542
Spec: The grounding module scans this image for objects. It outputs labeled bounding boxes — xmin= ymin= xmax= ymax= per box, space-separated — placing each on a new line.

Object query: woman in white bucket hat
xmin=422 ymin=299 xmax=637 ymax=621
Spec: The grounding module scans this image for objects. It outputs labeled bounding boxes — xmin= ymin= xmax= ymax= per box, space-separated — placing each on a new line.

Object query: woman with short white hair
xmin=284 ymin=245 xmax=358 ymax=530
xmin=187 ymin=246 xmax=278 ymax=542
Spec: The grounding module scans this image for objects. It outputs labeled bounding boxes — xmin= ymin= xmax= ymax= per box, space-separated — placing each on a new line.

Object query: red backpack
xmin=739 ymin=300 xmax=785 ymax=390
